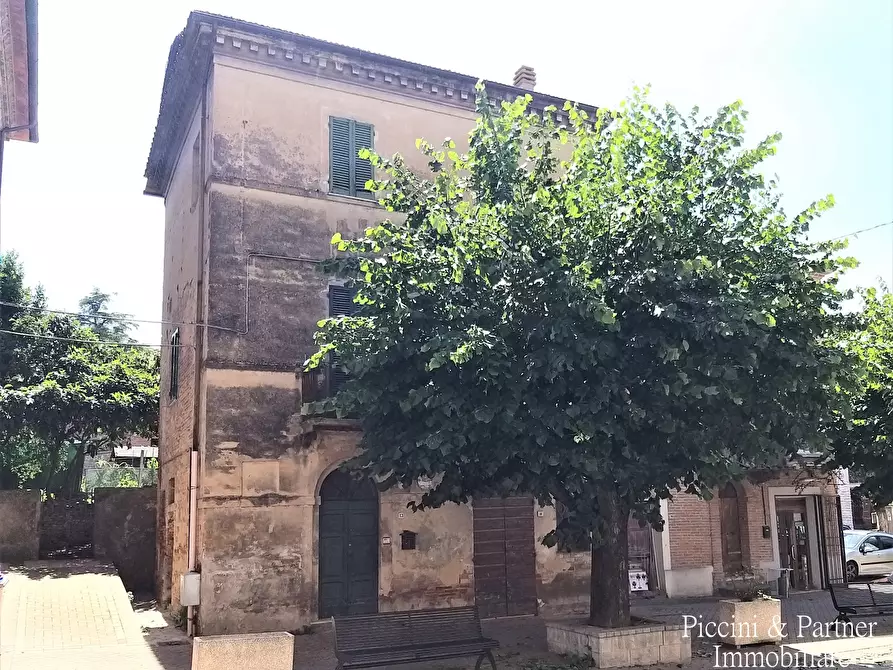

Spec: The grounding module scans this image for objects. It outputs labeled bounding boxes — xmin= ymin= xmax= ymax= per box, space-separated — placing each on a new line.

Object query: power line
xmin=818 ymin=221 xmax=893 ymax=243
xmin=0 ymin=300 xmax=236 ymax=332
xmin=0 ymin=328 xmax=190 ymax=348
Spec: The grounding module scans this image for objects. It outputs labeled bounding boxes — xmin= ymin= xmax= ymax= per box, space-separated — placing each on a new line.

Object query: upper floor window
xmin=330 ymin=117 xmax=374 ymax=199
xmin=169 ymin=329 xmax=180 ymax=400
xmin=328 ymin=285 xmax=356 ymax=394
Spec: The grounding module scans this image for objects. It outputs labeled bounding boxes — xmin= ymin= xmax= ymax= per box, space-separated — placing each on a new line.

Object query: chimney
xmin=513 ymin=65 xmax=536 ymax=91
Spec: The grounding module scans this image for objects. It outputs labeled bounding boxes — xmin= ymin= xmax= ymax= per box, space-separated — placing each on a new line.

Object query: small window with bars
xmin=169 ymin=329 xmax=180 ymax=400
xmin=329 ymin=117 xmax=374 ymax=199
xmin=328 ymin=285 xmax=357 ymax=394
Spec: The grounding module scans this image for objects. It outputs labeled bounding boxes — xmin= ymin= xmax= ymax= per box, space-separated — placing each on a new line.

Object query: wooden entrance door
xmin=318 ymin=470 xmax=379 ymax=618
xmin=472 ymin=496 xmax=537 ymax=618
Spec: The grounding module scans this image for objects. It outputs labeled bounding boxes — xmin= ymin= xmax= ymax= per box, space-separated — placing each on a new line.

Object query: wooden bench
xmin=333 ymin=606 xmax=498 ymax=669
xmin=828 ymin=580 xmax=893 ymax=623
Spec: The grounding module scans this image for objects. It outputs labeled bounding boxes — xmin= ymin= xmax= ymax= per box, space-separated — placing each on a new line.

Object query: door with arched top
xmin=318 ymin=470 xmax=379 ymax=618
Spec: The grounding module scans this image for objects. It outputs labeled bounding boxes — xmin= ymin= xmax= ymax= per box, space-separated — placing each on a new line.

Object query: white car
xmin=844 ymin=530 xmax=893 ymax=580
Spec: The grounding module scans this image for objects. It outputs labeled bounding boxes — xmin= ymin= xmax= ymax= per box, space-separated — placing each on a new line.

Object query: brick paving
xmin=0 ymin=560 xmax=190 ymax=670
xmin=289 ymin=592 xmax=893 ymax=669
xmin=4 ymin=565 xmax=893 ymax=670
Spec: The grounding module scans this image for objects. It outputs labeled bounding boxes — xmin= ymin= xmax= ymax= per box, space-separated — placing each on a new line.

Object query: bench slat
xmin=334 ymin=606 xmax=497 ymax=669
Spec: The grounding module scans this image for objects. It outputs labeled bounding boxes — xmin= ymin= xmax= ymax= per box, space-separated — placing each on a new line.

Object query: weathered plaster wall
xmin=534 ymin=504 xmax=590 ymax=614
xmin=188 ymin=59 xmax=481 ymax=635
xmin=204 ymin=59 xmax=477 ymax=370
xmin=94 ymin=487 xmax=157 ymax=592
xmin=157 ymin=103 xmax=204 ymax=610
xmin=380 ymin=494 xmax=473 ymax=612
xmin=0 ymin=490 xmax=40 ymax=564
xmin=198 ymin=419 xmax=474 ymax=634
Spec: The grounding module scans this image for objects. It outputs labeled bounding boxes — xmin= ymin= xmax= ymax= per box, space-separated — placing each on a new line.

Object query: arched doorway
xmin=318 ymin=469 xmax=379 ymax=618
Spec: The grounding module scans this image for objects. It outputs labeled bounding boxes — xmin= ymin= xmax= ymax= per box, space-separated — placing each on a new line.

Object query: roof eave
xmin=24 ymin=0 xmax=37 ymax=142
xmin=144 ymin=11 xmax=599 ymax=198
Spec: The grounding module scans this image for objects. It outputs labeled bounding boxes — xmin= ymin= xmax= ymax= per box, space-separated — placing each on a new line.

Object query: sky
xmin=1 ymin=0 xmax=891 ymax=344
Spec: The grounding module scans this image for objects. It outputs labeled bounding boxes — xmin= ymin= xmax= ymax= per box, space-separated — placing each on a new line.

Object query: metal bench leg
xmin=475 ymin=650 xmax=497 ymax=670
xmin=833 ymin=613 xmax=851 ymax=625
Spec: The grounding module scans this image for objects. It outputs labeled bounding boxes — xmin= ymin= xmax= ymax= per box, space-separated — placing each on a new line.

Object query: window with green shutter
xmin=328 ymin=284 xmax=357 ymax=394
xmin=329 ymin=117 xmax=374 ymax=198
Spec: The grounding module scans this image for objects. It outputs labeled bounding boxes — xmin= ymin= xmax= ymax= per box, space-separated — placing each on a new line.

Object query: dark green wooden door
xmin=319 ymin=471 xmax=379 ymax=618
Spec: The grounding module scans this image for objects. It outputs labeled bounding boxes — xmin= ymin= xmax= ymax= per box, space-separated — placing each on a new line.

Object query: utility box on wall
xmin=181 ymin=571 xmax=201 ymax=606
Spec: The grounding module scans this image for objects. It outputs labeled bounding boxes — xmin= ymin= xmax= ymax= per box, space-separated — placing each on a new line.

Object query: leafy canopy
xmin=0 ymin=256 xmax=159 ymax=491
xmin=828 ymin=288 xmax=893 ymax=506
xmin=78 ymin=288 xmax=135 ymax=343
xmin=308 ymin=86 xmax=852 ymax=517
xmin=306 ymin=87 xmax=853 ymax=625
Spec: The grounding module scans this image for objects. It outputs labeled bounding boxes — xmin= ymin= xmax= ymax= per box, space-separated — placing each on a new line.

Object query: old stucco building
xmin=146 ymin=12 xmax=847 ymax=635
xmin=0 ymin=0 xmax=38 ymax=204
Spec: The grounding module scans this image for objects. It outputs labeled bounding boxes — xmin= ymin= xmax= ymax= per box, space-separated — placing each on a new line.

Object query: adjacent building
xmin=145 ymin=12 xmax=846 ymax=635
xmin=0 ymin=0 xmax=38 ymax=214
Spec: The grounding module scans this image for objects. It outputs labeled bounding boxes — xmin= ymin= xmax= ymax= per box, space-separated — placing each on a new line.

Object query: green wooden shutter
xmin=328 ymin=285 xmax=356 ymax=394
xmin=328 ymin=284 xmax=356 ymax=317
xmin=330 ymin=117 xmax=351 ymax=195
xmin=353 ymin=122 xmax=374 ymax=198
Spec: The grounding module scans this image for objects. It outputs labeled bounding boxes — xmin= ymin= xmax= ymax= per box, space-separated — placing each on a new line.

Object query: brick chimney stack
xmin=513 ymin=65 xmax=536 ymax=91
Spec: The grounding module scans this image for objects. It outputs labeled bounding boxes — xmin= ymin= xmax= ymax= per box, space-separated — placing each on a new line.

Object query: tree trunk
xmin=42 ymin=441 xmax=63 ymax=492
xmin=63 ymin=448 xmax=87 ymax=497
xmin=589 ymin=488 xmax=631 ymax=628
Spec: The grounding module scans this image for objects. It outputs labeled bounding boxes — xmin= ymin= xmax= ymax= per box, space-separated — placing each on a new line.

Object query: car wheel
xmin=846 ymin=561 xmax=859 ymax=581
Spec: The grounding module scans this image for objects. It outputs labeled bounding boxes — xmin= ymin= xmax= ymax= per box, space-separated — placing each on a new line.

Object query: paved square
xmin=0 ymin=560 xmax=189 ymax=670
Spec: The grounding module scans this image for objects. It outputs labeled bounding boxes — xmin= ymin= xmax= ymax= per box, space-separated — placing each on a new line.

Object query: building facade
xmin=0 ymin=0 xmax=38 ymax=209
xmin=146 ymin=13 xmax=845 ymax=635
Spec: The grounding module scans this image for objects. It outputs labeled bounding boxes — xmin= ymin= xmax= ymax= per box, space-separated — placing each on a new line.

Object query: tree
xmin=78 ymin=287 xmax=135 ymax=342
xmin=0 ymin=251 xmax=48 ymax=488
xmin=306 ymin=87 xmax=854 ymax=627
xmin=0 ymin=251 xmax=46 ymax=374
xmin=1 ymin=311 xmax=159 ymax=493
xmin=828 ymin=289 xmax=893 ymax=506
xmin=0 ymin=259 xmax=159 ymax=493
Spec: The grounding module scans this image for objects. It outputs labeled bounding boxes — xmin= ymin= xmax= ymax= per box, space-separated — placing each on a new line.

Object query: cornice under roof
xmin=144 ymin=11 xmax=598 ymax=197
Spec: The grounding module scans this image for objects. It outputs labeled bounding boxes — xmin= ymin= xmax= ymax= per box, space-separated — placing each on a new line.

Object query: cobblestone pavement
xmin=0 ymin=560 xmax=190 ymax=670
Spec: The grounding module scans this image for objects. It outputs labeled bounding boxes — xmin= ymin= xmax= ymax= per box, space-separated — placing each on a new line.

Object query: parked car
xmin=845 ymin=530 xmax=893 ymax=580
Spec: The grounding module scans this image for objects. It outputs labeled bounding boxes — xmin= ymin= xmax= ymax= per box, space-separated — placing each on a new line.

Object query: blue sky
xmin=1 ymin=0 xmax=891 ymax=343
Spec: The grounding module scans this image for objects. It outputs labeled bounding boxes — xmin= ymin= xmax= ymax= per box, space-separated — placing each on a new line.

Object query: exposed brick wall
xmin=668 ymin=493 xmax=715 ymax=569
xmin=669 ymin=470 xmax=841 ymax=589
xmin=157 ymin=104 xmax=204 ymax=611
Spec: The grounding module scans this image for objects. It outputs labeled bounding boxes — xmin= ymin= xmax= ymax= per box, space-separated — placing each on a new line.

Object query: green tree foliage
xmin=78 ymin=287 xmax=135 ymax=343
xmin=0 ymin=255 xmax=159 ymax=492
xmin=306 ymin=87 xmax=854 ymax=626
xmin=0 ymin=252 xmax=48 ymax=488
xmin=828 ymin=289 xmax=893 ymax=506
